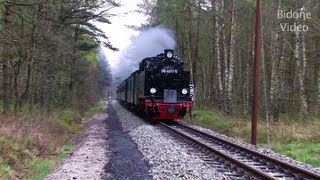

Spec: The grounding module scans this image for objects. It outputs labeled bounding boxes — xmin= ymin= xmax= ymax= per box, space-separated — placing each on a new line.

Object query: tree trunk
xmin=294 ymin=30 xmax=309 ymax=119
xmin=13 ymin=62 xmax=22 ymax=113
xmin=214 ymin=0 xmax=223 ymax=109
xmin=2 ymin=5 xmax=12 ymax=114
xmin=23 ymin=4 xmax=39 ymax=111
xmin=225 ymin=0 xmax=235 ymax=114
xmin=194 ymin=0 xmax=201 ymax=86
xmin=270 ymin=31 xmax=280 ymax=120
xmin=187 ymin=1 xmax=194 ymax=86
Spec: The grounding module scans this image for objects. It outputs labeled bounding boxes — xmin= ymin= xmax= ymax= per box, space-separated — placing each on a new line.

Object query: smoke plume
xmin=113 ymin=27 xmax=176 ymax=80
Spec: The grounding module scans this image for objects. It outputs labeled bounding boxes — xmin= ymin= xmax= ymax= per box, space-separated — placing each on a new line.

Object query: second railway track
xmin=158 ymin=121 xmax=320 ymax=180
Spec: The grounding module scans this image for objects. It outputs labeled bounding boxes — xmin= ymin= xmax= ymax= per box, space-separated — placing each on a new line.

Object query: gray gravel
xmin=112 ymin=101 xmax=226 ymax=179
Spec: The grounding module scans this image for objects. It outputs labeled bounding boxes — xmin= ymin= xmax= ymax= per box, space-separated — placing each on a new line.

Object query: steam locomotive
xmin=116 ymin=49 xmax=193 ymax=120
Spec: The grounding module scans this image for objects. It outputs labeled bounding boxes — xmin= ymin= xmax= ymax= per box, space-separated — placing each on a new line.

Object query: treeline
xmin=139 ymin=0 xmax=320 ymax=120
xmin=0 ymin=0 xmax=116 ymax=115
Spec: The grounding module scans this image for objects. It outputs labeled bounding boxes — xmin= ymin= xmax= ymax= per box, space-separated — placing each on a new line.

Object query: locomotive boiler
xmin=117 ymin=49 xmax=193 ymax=120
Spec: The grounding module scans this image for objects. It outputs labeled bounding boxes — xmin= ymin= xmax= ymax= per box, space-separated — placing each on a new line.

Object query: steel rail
xmin=159 ymin=122 xmax=276 ymax=179
xmin=174 ymin=122 xmax=320 ymax=180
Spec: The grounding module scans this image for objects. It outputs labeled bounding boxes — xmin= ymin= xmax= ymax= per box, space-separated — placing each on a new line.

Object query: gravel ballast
xmin=103 ymin=101 xmax=151 ymax=179
xmin=112 ymin=101 xmax=226 ymax=179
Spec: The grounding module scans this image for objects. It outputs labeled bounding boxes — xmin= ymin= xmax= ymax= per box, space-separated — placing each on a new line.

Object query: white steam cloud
xmin=113 ymin=27 xmax=176 ymax=79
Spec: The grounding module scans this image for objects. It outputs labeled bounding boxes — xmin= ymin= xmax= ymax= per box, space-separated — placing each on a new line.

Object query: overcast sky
xmin=96 ymin=0 xmax=148 ymax=71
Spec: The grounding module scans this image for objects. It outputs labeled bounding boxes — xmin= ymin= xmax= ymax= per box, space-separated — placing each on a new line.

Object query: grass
xmin=83 ymin=100 xmax=105 ymax=121
xmin=51 ymin=109 xmax=82 ymax=134
xmin=272 ymin=142 xmax=320 ymax=167
xmin=192 ymin=110 xmax=233 ymax=134
xmin=191 ymin=109 xmax=320 ymax=167
xmin=27 ymin=159 xmax=56 ymax=180
xmin=0 ymin=100 xmax=107 ymax=179
xmin=59 ymin=144 xmax=74 ymax=158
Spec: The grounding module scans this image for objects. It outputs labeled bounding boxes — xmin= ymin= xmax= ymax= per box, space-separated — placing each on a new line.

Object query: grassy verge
xmin=191 ymin=110 xmax=320 ymax=167
xmin=0 ymin=100 xmax=106 ymax=179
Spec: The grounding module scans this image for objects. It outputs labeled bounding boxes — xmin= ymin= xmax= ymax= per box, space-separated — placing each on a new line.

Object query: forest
xmin=0 ymin=0 xmax=115 ymax=115
xmin=0 ymin=0 xmax=320 ymax=178
xmin=0 ymin=0 xmax=115 ymax=178
xmin=139 ymin=0 xmax=320 ymax=121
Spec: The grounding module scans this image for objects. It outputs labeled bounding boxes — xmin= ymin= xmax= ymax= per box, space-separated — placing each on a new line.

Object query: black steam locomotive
xmin=116 ymin=49 xmax=193 ymax=120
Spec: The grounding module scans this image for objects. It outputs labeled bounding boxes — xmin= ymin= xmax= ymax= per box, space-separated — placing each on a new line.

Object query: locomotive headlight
xmin=166 ymin=51 xmax=173 ymax=58
xmin=182 ymin=88 xmax=188 ymax=95
xmin=150 ymin=87 xmax=157 ymax=94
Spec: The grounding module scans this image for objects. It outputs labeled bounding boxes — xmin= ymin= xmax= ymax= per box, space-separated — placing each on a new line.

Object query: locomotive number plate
xmin=164 ymin=89 xmax=177 ymax=103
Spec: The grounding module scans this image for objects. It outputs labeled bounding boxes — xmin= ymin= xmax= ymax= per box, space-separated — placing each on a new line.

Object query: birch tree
xmin=212 ymin=0 xmax=223 ymax=109
xmin=225 ymin=0 xmax=235 ymax=114
xmin=294 ymin=30 xmax=309 ymax=118
xmin=270 ymin=31 xmax=281 ymax=120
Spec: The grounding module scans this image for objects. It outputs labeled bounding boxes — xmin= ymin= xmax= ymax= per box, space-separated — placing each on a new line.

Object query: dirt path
xmin=45 ymin=113 xmax=109 ymax=180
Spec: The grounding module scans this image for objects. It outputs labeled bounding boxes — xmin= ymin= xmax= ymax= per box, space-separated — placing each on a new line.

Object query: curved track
xmin=158 ymin=122 xmax=320 ymax=180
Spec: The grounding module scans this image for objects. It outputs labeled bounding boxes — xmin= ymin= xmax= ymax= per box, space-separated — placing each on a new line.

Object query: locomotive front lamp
xmin=150 ymin=87 xmax=157 ymax=94
xmin=166 ymin=51 xmax=173 ymax=58
xmin=182 ymin=88 xmax=188 ymax=95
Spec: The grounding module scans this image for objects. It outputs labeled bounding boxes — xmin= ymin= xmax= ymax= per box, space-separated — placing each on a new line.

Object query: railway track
xmin=158 ymin=121 xmax=320 ymax=180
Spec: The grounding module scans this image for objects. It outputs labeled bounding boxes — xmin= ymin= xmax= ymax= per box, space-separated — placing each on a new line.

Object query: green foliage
xmin=78 ymin=39 xmax=99 ymax=51
xmin=75 ymin=50 xmax=99 ymax=69
xmin=83 ymin=100 xmax=105 ymax=121
xmin=192 ymin=110 xmax=233 ymax=134
xmin=56 ymin=71 xmax=70 ymax=83
xmin=59 ymin=144 xmax=74 ymax=158
xmin=0 ymin=137 xmax=24 ymax=178
xmin=0 ymin=157 xmax=12 ymax=177
xmin=27 ymin=159 xmax=55 ymax=180
xmin=22 ymin=134 xmax=36 ymax=148
xmin=52 ymin=109 xmax=82 ymax=133
xmin=0 ymin=135 xmax=57 ymax=179
xmin=85 ymin=51 xmax=99 ymax=69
